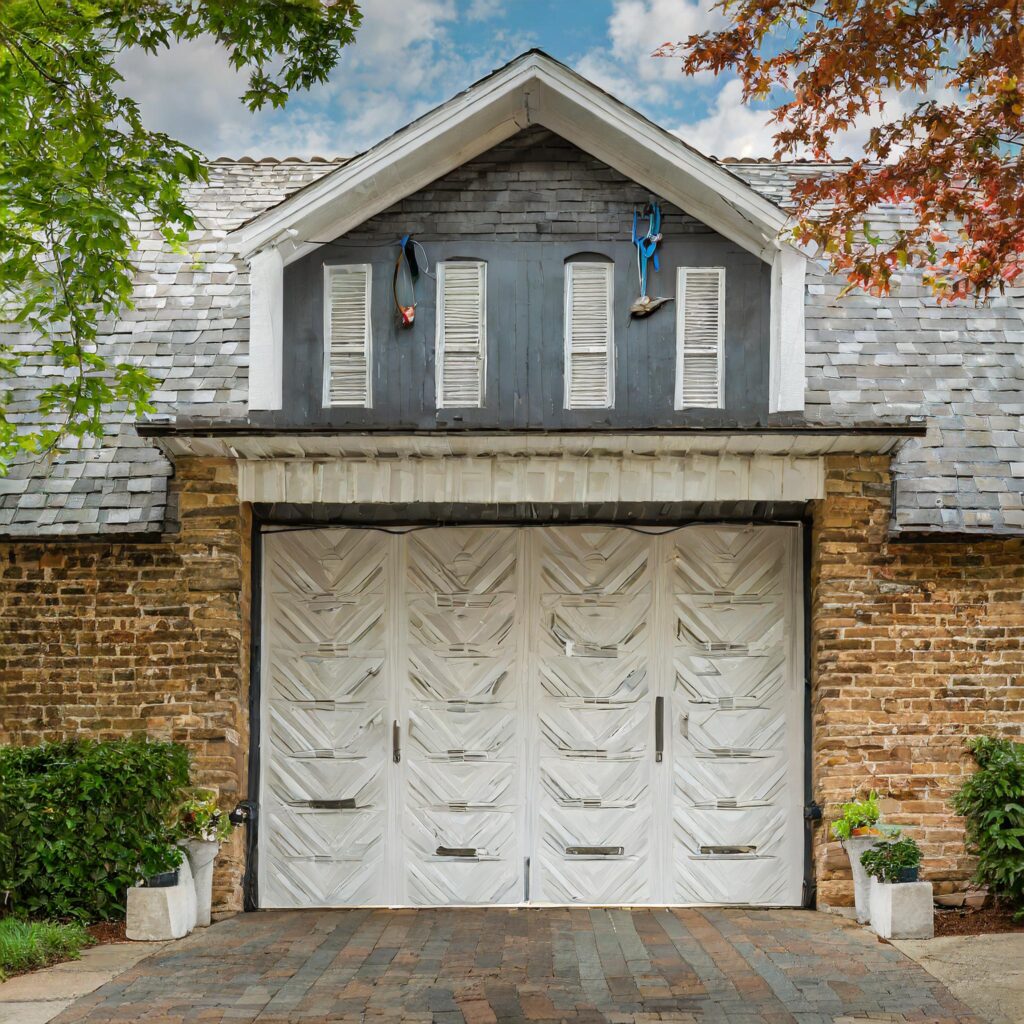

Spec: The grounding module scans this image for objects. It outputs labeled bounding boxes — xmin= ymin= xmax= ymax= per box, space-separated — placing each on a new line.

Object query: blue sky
xmin=117 ymin=0 xmax=878 ymax=162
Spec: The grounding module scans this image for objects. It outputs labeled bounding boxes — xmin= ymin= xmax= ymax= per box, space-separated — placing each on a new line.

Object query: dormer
xmin=234 ymin=51 xmax=806 ymax=428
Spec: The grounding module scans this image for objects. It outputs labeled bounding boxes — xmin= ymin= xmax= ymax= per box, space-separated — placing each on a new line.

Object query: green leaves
xmin=0 ymin=0 xmax=360 ymax=473
xmin=0 ymin=739 xmax=191 ymax=921
xmin=952 ymin=736 xmax=1024 ymax=915
xmin=830 ymin=790 xmax=882 ymax=841
xmin=860 ymin=837 xmax=922 ymax=884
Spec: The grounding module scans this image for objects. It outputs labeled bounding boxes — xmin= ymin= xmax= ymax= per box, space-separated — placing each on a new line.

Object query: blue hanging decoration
xmin=630 ymin=201 xmax=673 ymax=318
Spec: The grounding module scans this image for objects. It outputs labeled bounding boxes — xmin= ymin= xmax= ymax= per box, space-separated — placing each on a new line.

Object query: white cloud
xmin=671 ymin=80 xmax=778 ymax=159
xmin=573 ymin=0 xmax=724 ymax=109
xmin=115 ymin=0 xmax=529 ymax=157
xmin=671 ymin=77 xmax=959 ymax=160
xmin=467 ymin=0 xmax=503 ymax=20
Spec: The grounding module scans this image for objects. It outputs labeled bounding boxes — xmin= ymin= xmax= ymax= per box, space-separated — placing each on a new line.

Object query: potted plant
xmin=175 ymin=790 xmax=233 ymax=927
xmin=831 ymin=791 xmax=895 ymax=923
xmin=861 ymin=836 xmax=922 ymax=884
xmin=862 ymin=836 xmax=933 ymax=939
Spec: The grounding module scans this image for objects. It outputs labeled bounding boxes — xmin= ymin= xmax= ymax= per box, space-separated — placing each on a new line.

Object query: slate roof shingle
xmin=1 ymin=156 xmax=1022 ymax=538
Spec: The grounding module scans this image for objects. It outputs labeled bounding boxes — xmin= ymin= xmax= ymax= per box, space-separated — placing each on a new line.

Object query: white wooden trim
xmin=675 ymin=267 xmax=725 ymax=409
xmin=770 ymin=249 xmax=806 ymax=413
xmin=247 ymin=247 xmax=283 ymax=411
xmin=238 ymin=452 xmax=826 ymax=506
xmin=435 ymin=261 xmax=487 ymax=408
xmin=322 ymin=263 xmax=373 ymax=408
xmin=564 ymin=262 xmax=614 ymax=409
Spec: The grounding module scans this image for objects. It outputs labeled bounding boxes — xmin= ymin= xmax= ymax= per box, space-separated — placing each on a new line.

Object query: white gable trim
xmin=230 ymin=51 xmax=793 ymax=268
xmin=248 ymin=246 xmax=284 ymax=411
xmin=770 ymin=249 xmax=806 ymax=413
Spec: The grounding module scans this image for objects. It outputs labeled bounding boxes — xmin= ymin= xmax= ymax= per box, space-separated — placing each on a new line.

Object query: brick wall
xmin=0 ymin=458 xmax=251 ymax=913
xmin=812 ymin=455 xmax=1024 ymax=907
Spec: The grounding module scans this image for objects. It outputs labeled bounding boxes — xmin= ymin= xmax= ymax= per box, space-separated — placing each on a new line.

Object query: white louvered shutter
xmin=436 ymin=262 xmax=486 ymax=408
xmin=676 ymin=267 xmax=724 ymax=408
xmin=564 ymin=262 xmax=614 ymax=408
xmin=324 ymin=265 xmax=372 ymax=407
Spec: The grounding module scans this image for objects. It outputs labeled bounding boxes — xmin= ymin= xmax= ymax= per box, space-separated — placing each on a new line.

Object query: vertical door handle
xmin=655 ymin=696 xmax=664 ymax=763
xmin=392 ymin=720 xmax=401 ymax=764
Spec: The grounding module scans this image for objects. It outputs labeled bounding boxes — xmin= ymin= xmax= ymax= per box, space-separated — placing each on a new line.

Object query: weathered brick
xmin=0 ymin=457 xmax=251 ymax=913
xmin=811 ymin=454 xmax=1024 ymax=907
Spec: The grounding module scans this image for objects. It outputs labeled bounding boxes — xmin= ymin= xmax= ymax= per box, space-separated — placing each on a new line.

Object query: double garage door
xmin=258 ymin=524 xmax=803 ymax=908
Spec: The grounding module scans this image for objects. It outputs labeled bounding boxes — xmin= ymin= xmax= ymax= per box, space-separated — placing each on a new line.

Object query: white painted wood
xmin=238 ymin=453 xmax=826 ymax=506
xmin=436 ymin=262 xmax=486 ymax=408
xmin=247 ymin=247 xmax=283 ymax=411
xmin=564 ymin=263 xmax=614 ymax=409
xmin=259 ymin=523 xmax=804 ymax=908
xmin=770 ymin=249 xmax=806 ymax=413
xmin=159 ymin=430 xmax=912 ymax=461
xmin=676 ymin=268 xmax=725 ymax=409
xmin=323 ymin=264 xmax=372 ymax=408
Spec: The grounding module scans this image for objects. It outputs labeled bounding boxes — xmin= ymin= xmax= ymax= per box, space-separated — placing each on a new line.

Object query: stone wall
xmin=812 ymin=455 xmax=1024 ymax=907
xmin=0 ymin=458 xmax=251 ymax=913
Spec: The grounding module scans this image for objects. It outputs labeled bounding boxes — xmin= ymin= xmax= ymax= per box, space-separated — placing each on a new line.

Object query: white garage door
xmin=258 ymin=524 xmax=804 ymax=907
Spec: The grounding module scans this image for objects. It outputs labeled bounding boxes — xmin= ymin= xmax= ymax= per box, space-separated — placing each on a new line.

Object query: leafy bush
xmin=860 ymin=837 xmax=922 ymax=883
xmin=0 ymin=739 xmax=190 ymax=921
xmin=0 ymin=918 xmax=92 ymax=980
xmin=176 ymin=789 xmax=234 ymax=844
xmin=831 ymin=791 xmax=883 ymax=840
xmin=952 ymin=736 xmax=1024 ymax=915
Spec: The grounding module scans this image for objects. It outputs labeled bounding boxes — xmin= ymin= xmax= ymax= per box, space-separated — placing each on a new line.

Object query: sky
xmin=115 ymin=0 xmax=871 ymax=162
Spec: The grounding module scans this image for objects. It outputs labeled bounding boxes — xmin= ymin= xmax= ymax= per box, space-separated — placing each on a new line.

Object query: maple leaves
xmin=655 ymin=0 xmax=1024 ymax=301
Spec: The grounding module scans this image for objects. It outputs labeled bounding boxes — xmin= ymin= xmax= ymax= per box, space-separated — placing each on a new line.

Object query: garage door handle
xmin=655 ymin=696 xmax=664 ymax=762
xmin=392 ymin=720 xmax=401 ymax=764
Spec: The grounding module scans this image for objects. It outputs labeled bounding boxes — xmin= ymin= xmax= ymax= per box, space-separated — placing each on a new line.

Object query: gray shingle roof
xmin=2 ymin=156 xmax=1022 ymax=538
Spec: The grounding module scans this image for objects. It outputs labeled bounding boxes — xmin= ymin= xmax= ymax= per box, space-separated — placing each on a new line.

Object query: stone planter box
xmin=869 ymin=876 xmax=934 ymax=940
xmin=126 ymin=854 xmax=197 ymax=941
xmin=179 ymin=838 xmax=219 ymax=927
xmin=842 ymin=836 xmax=883 ymax=924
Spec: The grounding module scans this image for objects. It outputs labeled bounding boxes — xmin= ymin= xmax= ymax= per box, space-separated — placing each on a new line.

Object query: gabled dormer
xmin=236 ymin=50 xmax=807 ymax=429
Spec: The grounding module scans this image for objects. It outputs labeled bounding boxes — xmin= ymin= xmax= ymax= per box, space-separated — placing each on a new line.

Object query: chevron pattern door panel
xmin=259 ymin=523 xmax=803 ymax=908
xmin=667 ymin=526 xmax=803 ymax=906
xmin=260 ymin=529 xmax=393 ymax=907
xmin=402 ymin=529 xmax=526 ymax=905
xmin=530 ymin=527 xmax=658 ymax=904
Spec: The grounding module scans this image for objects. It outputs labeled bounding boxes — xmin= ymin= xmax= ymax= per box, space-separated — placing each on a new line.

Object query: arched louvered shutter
xmin=675 ymin=267 xmax=724 ymax=409
xmin=436 ymin=262 xmax=486 ymax=408
xmin=564 ymin=262 xmax=614 ymax=409
xmin=323 ymin=265 xmax=372 ymax=407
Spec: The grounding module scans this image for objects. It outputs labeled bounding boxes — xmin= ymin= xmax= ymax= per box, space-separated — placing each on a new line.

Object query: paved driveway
xmin=53 ymin=908 xmax=979 ymax=1024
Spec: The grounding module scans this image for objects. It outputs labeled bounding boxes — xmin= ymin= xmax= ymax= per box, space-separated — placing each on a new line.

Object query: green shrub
xmin=0 ymin=739 xmax=190 ymax=921
xmin=952 ymin=736 xmax=1024 ymax=915
xmin=860 ymin=836 xmax=922 ymax=883
xmin=0 ymin=918 xmax=93 ymax=980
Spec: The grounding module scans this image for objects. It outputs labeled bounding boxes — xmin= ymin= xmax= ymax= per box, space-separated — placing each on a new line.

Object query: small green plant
xmin=860 ymin=836 xmax=923 ymax=883
xmin=0 ymin=918 xmax=93 ymax=980
xmin=176 ymin=790 xmax=233 ymax=844
xmin=0 ymin=739 xmax=190 ymax=921
xmin=831 ymin=791 xmax=883 ymax=841
xmin=952 ymin=736 xmax=1024 ymax=917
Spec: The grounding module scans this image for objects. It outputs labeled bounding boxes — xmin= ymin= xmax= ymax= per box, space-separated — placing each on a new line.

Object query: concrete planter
xmin=842 ymin=836 xmax=883 ymax=924
xmin=868 ymin=876 xmax=934 ymax=939
xmin=180 ymin=838 xmax=220 ymax=927
xmin=126 ymin=854 xmax=197 ymax=940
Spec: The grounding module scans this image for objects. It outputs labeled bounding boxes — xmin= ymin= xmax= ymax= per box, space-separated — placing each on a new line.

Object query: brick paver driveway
xmin=54 ymin=908 xmax=979 ymax=1024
